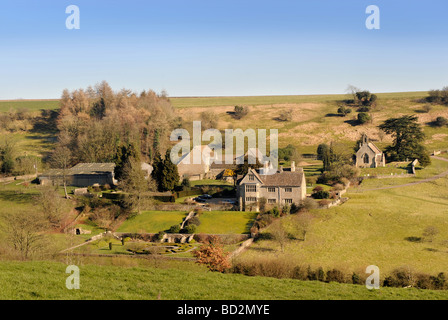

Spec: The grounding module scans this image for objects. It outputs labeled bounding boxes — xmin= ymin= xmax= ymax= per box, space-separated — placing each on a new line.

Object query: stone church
xmin=355 ymin=134 xmax=385 ymax=168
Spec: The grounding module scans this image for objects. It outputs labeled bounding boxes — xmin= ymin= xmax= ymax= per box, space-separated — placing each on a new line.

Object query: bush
xmin=168 ymin=224 xmax=181 ymax=233
xmin=352 ymin=272 xmax=362 ymax=285
xmin=278 ymin=109 xmax=293 ymax=121
xmin=383 ymin=267 xmax=415 ymax=288
xmin=266 ymin=207 xmax=280 ymax=217
xmin=326 ymin=269 xmax=346 ymax=283
xmin=318 ymin=199 xmax=331 ymax=206
xmin=187 ymin=216 xmax=201 ymax=226
xmin=357 ymin=112 xmax=371 ymax=124
xmin=185 ymin=224 xmax=197 ymax=234
xmin=312 ymin=190 xmax=329 ymax=199
xmin=299 ymin=198 xmax=318 ymax=211
xmin=233 ymin=105 xmax=249 ymax=119
xmin=337 ymin=106 xmax=352 ymax=117
xmin=435 ymin=116 xmax=448 ymax=127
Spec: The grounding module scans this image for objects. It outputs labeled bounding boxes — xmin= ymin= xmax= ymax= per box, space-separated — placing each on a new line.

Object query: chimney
xmin=279 ymin=165 xmax=283 ymax=173
xmin=291 ymin=161 xmax=295 ymax=172
xmin=263 ymin=161 xmax=268 ymax=175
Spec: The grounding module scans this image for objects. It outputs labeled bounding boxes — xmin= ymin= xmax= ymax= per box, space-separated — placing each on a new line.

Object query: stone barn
xmin=39 ymin=163 xmax=116 ymax=187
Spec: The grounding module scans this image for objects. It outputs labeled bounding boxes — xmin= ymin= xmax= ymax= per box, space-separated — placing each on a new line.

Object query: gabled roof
xmin=40 ymin=163 xmax=115 ymax=177
xmin=239 ymin=167 xmax=305 ymax=187
xmin=71 ymin=163 xmax=115 ymax=173
xmin=367 ymin=142 xmax=382 ymax=155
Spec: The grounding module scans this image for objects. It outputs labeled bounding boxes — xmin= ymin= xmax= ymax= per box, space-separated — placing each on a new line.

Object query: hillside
xmin=1 ymin=260 xmax=447 ymax=300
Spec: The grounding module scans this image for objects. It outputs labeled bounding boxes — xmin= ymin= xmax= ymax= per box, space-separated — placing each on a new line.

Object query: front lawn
xmin=195 ymin=211 xmax=257 ymax=234
xmin=117 ymin=211 xmax=188 ymax=233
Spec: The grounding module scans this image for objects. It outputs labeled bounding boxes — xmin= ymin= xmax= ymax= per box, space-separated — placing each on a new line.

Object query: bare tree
xmin=37 ymin=186 xmax=68 ymax=229
xmin=121 ymin=158 xmax=154 ymax=214
xmin=2 ymin=211 xmax=48 ymax=260
xmin=269 ymin=220 xmax=289 ymax=252
xmin=51 ymin=145 xmax=73 ymax=198
xmin=293 ymin=212 xmax=314 ymax=241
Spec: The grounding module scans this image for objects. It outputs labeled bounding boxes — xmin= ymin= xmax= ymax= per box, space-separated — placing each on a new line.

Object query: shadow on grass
xmin=0 ymin=190 xmax=37 ymax=205
xmin=344 ymin=119 xmax=361 ymax=127
xmin=247 ymin=247 xmax=275 ymax=253
xmin=404 ymin=236 xmax=422 ymax=243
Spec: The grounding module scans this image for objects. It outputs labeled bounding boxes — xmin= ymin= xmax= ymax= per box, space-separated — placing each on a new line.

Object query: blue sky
xmin=0 ymin=0 xmax=447 ymax=99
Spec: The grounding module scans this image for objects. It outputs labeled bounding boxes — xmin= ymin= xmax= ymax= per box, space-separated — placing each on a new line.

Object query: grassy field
xmin=1 ymin=260 xmax=447 ymax=300
xmin=2 ymin=91 xmax=446 ymax=155
xmin=239 ymin=160 xmax=448 ymax=276
xmin=116 ymin=211 xmax=188 ymax=233
xmin=195 ymin=211 xmax=257 ymax=234
xmin=0 ymin=100 xmax=59 ymax=113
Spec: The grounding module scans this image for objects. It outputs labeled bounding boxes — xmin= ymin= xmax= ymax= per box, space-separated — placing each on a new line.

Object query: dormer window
xmin=249 ymin=175 xmax=254 ymax=181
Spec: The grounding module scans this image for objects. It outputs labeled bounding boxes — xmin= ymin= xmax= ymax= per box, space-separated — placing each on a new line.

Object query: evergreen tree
xmin=379 ymin=115 xmax=430 ymax=166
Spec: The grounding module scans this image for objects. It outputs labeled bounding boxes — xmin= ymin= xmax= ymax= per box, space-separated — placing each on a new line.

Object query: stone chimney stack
xmin=291 ymin=161 xmax=296 ymax=172
xmin=279 ymin=165 xmax=283 ymax=173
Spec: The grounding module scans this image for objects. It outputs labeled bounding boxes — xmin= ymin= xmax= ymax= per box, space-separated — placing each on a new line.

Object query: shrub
xmin=352 ymin=272 xmax=362 ymax=285
xmin=181 ymin=178 xmax=191 ymax=190
xmin=299 ymin=198 xmax=318 ymax=211
xmin=290 ymin=203 xmax=300 ymax=214
xmin=383 ymin=267 xmax=415 ymax=288
xmin=357 ymin=112 xmax=371 ymax=124
xmin=281 ymin=204 xmax=290 ymax=216
xmin=337 ymin=106 xmax=352 ymax=117
xmin=435 ymin=116 xmax=448 ymax=127
xmin=185 ymin=224 xmax=197 ymax=234
xmin=326 ymin=269 xmax=346 ymax=283
xmin=168 ymin=224 xmax=181 ymax=233
xmin=318 ymin=199 xmax=331 ymax=206
xmin=187 ymin=216 xmax=201 ymax=226
xmin=266 ymin=207 xmax=280 ymax=218
xmin=278 ymin=109 xmax=293 ymax=121
xmin=317 ymin=267 xmax=325 ymax=282
xmin=233 ymin=105 xmax=249 ymax=119
xmin=312 ymin=190 xmax=329 ymax=199
xmin=292 ymin=266 xmax=308 ymax=281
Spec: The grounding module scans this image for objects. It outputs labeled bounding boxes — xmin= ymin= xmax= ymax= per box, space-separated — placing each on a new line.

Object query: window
xmin=285 ymin=187 xmax=292 ymax=192
xmin=364 ymin=153 xmax=369 ymax=164
xmin=284 ymin=199 xmax=293 ymax=204
xmin=249 ymin=175 xmax=255 ymax=181
xmin=268 ymin=199 xmax=276 ymax=204
xmin=268 ymin=187 xmax=276 ymax=192
xmin=246 ymin=197 xmax=257 ymax=202
xmin=246 ymin=185 xmax=257 ymax=192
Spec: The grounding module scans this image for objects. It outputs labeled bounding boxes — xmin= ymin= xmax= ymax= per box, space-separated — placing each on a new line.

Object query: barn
xmin=39 ymin=163 xmax=116 ymax=187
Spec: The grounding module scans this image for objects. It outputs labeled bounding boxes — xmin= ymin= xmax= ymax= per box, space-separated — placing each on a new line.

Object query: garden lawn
xmin=117 ymin=211 xmax=188 ymax=233
xmin=195 ymin=211 xmax=257 ymax=234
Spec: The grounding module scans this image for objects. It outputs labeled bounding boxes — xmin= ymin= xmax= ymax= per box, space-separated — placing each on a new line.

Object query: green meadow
xmin=195 ymin=211 xmax=257 ymax=234
xmin=1 ymin=260 xmax=447 ymax=300
xmin=117 ymin=211 xmax=188 ymax=233
xmin=239 ymin=159 xmax=448 ymax=276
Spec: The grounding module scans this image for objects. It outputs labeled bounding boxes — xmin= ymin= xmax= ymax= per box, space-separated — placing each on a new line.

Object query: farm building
xmin=39 ymin=163 xmax=116 ymax=187
xmin=237 ymin=161 xmax=306 ymax=211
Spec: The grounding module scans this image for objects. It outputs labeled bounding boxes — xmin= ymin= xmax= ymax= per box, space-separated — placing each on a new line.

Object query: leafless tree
xmin=269 ymin=220 xmax=289 ymax=252
xmin=2 ymin=210 xmax=48 ymax=260
xmin=293 ymin=212 xmax=314 ymax=241
xmin=51 ymin=145 xmax=73 ymax=198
